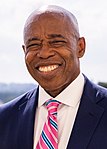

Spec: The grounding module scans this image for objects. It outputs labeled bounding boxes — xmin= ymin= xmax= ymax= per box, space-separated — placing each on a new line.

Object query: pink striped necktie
xmin=36 ymin=99 xmax=61 ymax=149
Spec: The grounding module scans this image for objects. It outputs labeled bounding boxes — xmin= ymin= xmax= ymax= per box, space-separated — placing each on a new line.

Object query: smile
xmin=38 ymin=65 xmax=59 ymax=72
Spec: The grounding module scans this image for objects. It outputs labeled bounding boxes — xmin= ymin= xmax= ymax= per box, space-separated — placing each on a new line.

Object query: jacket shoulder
xmin=0 ymin=86 xmax=38 ymax=115
xmin=84 ymin=76 xmax=107 ymax=104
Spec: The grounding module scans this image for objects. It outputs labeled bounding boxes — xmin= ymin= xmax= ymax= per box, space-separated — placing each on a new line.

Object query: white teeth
xmin=39 ymin=65 xmax=58 ymax=72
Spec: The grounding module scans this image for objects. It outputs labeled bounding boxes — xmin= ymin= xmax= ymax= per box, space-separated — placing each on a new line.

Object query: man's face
xmin=23 ymin=13 xmax=85 ymax=96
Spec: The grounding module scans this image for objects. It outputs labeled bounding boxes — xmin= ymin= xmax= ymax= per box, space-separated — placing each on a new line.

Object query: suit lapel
xmin=14 ymin=77 xmax=105 ymax=149
xmin=17 ymin=88 xmax=39 ymax=149
xmin=67 ymin=78 xmax=104 ymax=149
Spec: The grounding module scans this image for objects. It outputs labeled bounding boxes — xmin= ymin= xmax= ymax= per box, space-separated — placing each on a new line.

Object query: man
xmin=0 ymin=5 xmax=107 ymax=149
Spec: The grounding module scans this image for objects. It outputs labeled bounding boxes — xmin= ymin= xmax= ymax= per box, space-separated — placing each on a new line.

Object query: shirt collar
xmin=38 ymin=73 xmax=85 ymax=108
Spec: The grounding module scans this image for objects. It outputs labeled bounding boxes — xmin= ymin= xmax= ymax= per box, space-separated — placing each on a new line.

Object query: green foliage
xmin=98 ymin=82 xmax=107 ymax=88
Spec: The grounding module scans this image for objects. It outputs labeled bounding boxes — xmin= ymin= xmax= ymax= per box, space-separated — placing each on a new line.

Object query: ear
xmin=22 ymin=45 xmax=26 ymax=53
xmin=77 ymin=37 xmax=86 ymax=58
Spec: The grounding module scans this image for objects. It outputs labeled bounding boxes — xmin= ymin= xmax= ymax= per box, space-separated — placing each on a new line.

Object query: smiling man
xmin=23 ymin=6 xmax=85 ymax=97
xmin=0 ymin=5 xmax=107 ymax=149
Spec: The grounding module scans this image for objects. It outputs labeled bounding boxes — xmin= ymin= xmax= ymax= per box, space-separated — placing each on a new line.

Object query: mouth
xmin=38 ymin=64 xmax=59 ymax=73
xmin=34 ymin=62 xmax=64 ymax=81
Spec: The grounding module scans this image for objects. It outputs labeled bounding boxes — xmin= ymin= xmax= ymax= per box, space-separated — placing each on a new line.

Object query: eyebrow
xmin=26 ymin=34 xmax=65 ymax=44
xmin=27 ymin=37 xmax=41 ymax=44
xmin=47 ymin=34 xmax=65 ymax=39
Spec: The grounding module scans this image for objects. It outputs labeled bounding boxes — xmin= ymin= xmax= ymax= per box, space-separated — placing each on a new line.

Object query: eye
xmin=26 ymin=43 xmax=41 ymax=49
xmin=50 ymin=40 xmax=67 ymax=47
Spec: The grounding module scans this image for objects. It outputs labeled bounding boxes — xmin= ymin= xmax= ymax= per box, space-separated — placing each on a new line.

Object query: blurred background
xmin=0 ymin=0 xmax=107 ymax=104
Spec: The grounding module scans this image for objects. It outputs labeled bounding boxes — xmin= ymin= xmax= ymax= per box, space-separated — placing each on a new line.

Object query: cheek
xmin=63 ymin=49 xmax=79 ymax=75
xmin=25 ymin=53 xmax=37 ymax=78
xmin=25 ymin=52 xmax=35 ymax=65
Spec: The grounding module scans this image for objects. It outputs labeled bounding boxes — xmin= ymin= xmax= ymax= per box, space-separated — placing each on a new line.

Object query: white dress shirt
xmin=33 ymin=73 xmax=85 ymax=149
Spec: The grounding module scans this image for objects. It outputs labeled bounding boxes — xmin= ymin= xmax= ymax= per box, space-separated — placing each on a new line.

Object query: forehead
xmin=27 ymin=13 xmax=69 ymax=30
xmin=24 ymin=12 xmax=76 ymax=43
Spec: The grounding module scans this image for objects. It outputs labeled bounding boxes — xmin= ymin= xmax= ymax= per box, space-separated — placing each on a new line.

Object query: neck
xmin=45 ymin=73 xmax=80 ymax=97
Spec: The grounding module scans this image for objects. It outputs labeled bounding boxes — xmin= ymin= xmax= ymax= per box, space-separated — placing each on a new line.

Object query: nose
xmin=37 ymin=44 xmax=55 ymax=59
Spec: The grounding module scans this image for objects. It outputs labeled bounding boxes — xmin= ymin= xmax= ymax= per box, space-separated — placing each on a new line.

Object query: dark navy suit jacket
xmin=0 ymin=76 xmax=107 ymax=149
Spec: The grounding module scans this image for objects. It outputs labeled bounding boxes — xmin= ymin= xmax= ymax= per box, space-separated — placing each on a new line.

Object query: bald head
xmin=23 ymin=5 xmax=86 ymax=97
xmin=23 ymin=5 xmax=80 ymax=43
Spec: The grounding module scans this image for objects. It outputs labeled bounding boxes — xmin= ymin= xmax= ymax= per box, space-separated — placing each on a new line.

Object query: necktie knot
xmin=46 ymin=99 xmax=61 ymax=115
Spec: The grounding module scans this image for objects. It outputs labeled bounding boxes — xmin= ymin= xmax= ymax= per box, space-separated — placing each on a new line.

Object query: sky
xmin=0 ymin=0 xmax=107 ymax=84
